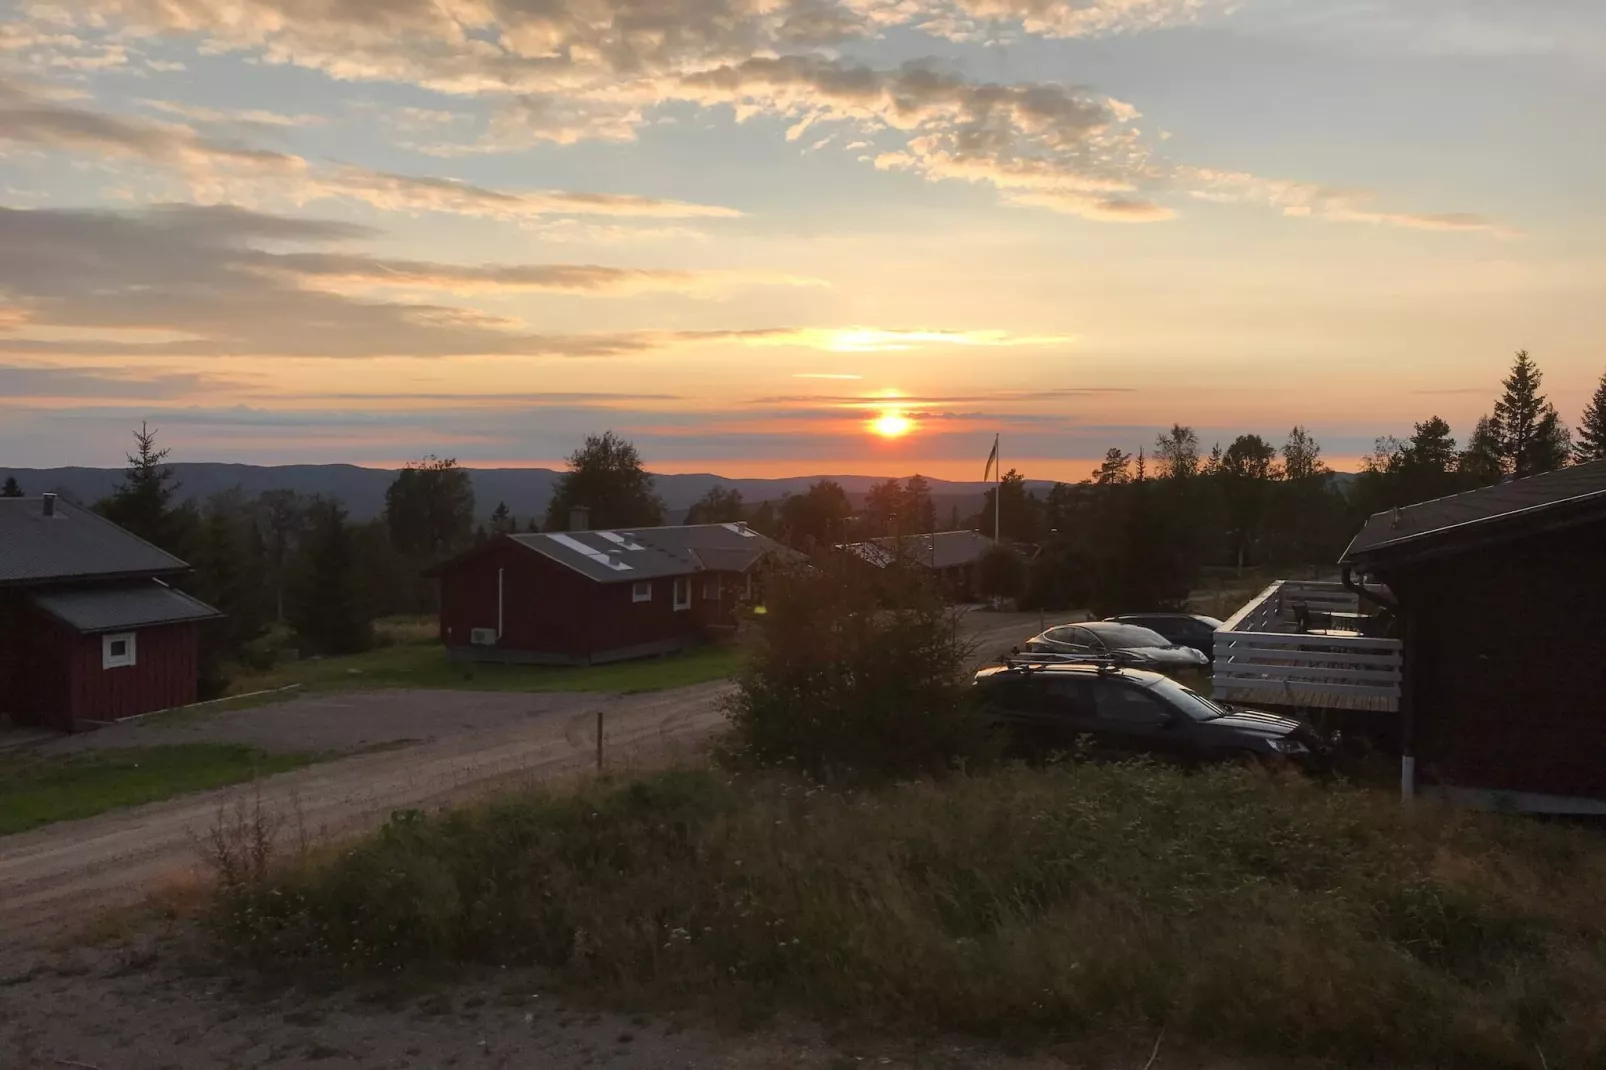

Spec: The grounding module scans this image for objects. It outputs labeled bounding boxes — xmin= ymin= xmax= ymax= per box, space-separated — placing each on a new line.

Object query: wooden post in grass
xmin=596 ymin=708 xmax=604 ymax=771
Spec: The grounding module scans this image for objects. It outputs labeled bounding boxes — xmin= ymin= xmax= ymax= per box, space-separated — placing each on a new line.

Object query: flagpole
xmin=982 ymin=430 xmax=995 ymax=543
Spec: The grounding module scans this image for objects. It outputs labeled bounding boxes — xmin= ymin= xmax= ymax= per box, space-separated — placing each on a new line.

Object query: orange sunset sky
xmin=2 ymin=1 xmax=1603 ymax=481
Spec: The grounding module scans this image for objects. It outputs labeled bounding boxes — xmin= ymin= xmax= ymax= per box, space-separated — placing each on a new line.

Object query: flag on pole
xmin=983 ymin=434 xmax=1000 ymax=483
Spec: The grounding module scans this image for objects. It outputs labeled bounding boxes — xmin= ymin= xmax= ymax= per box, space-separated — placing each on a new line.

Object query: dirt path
xmin=0 ymin=611 xmax=1067 ymax=946
xmin=0 ymin=683 xmax=729 ymax=943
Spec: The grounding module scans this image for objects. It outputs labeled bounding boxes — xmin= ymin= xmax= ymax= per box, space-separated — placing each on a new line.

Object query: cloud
xmin=0 ymin=362 xmax=236 ymax=399
xmin=142 ymin=100 xmax=329 ymax=128
xmin=260 ymin=251 xmax=823 ymax=295
xmin=306 ymin=167 xmax=743 ymax=221
xmin=0 ymin=77 xmax=744 ymax=224
xmin=1180 ymin=166 xmax=1517 ymax=236
xmin=0 ymin=75 xmax=303 ymax=177
xmin=742 ymin=327 xmax=1075 ymax=352
xmin=0 ymin=203 xmax=754 ymax=359
xmin=7 ymin=3 xmax=1508 ymax=232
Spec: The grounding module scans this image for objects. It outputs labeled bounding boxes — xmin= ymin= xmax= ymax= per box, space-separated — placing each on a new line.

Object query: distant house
xmin=1339 ymin=459 xmax=1606 ymax=813
xmin=838 ymin=530 xmax=996 ymax=602
xmin=433 ymin=520 xmax=796 ymax=665
xmin=0 ymin=494 xmax=221 ymax=732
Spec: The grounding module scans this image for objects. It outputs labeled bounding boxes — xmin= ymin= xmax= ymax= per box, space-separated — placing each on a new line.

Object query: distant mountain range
xmin=1 ymin=463 xmax=1359 ymax=525
xmin=0 ymin=463 xmax=1070 ymax=524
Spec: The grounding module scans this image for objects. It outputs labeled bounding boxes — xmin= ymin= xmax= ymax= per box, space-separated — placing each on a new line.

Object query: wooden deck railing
xmin=1212 ymin=580 xmax=1402 ymax=713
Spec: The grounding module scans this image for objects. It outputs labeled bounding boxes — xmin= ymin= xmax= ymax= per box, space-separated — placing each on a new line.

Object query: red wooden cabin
xmin=0 ymin=494 xmax=221 ymax=732
xmin=1340 ymin=459 xmax=1606 ymax=813
xmin=434 ymin=521 xmax=795 ymax=665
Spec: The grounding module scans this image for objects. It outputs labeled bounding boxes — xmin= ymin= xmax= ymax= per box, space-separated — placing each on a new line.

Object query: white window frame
xmin=632 ymin=580 xmax=653 ymax=603
xmin=702 ymin=575 xmax=721 ymax=600
xmin=102 ymin=632 xmax=137 ymax=669
xmin=673 ymin=577 xmax=691 ymax=611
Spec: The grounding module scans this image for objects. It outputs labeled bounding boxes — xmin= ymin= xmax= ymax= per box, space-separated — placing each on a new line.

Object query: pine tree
xmin=289 ymin=499 xmax=372 ymax=655
xmin=99 ymin=422 xmax=181 ymax=550
xmin=1490 ymin=350 xmax=1570 ymax=477
xmin=1458 ymin=416 xmax=1505 ymax=487
xmin=1 ymin=476 xmax=21 ymax=497
xmin=489 ymin=500 xmax=515 ymax=535
xmin=1575 ymin=367 xmax=1606 ymax=463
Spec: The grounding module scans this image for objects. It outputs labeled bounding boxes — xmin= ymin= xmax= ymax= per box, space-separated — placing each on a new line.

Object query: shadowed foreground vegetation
xmin=207 ymin=765 xmax=1606 ymax=1067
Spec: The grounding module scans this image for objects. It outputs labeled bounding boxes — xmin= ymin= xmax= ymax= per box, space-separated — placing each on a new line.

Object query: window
xmin=470 ymin=628 xmax=498 ymax=646
xmin=102 ymin=632 xmax=136 ymax=669
xmin=1044 ymin=678 xmax=1097 ymax=717
xmin=702 ymin=575 xmax=721 ymax=600
xmin=1094 ymin=683 xmax=1172 ymax=728
xmin=632 ymin=580 xmax=653 ymax=603
xmin=673 ymin=577 xmax=691 ymax=610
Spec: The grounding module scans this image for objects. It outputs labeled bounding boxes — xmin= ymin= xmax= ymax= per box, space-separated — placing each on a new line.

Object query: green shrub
xmin=721 ymin=554 xmax=994 ymax=779
xmin=209 ymin=764 xmax=1606 ymax=1066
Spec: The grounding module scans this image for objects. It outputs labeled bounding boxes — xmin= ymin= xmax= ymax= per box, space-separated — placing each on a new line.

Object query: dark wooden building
xmin=1340 ymin=460 xmax=1606 ymax=813
xmin=434 ymin=522 xmax=794 ymax=665
xmin=0 ymin=494 xmax=221 ymax=732
xmin=838 ymin=530 xmax=996 ymax=602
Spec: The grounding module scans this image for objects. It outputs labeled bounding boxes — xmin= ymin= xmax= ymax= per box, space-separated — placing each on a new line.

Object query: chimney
xmin=570 ymin=505 xmax=590 ymax=531
xmin=42 ymin=492 xmax=57 ymax=518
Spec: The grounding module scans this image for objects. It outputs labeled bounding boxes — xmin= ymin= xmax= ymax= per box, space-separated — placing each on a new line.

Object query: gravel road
xmin=0 ymin=683 xmax=727 ymax=942
xmin=0 ymin=610 xmax=1069 ymax=945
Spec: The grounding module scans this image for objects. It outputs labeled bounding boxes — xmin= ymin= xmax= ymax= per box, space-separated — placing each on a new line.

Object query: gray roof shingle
xmin=1341 ymin=460 xmax=1606 ymax=564
xmin=31 ymin=581 xmax=221 ymax=633
xmin=0 ymin=498 xmax=190 ymax=586
xmin=840 ymin=530 xmax=996 ymax=571
xmin=510 ymin=523 xmax=794 ymax=583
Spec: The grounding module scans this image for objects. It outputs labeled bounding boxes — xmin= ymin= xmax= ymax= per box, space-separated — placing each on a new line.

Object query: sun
xmin=870 ymin=409 xmax=913 ymax=438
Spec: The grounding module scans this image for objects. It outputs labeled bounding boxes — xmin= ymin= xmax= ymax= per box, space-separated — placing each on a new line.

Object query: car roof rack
xmin=997 ymin=652 xmax=1125 ymax=674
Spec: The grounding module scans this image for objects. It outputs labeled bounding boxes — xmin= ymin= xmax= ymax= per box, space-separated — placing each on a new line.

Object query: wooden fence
xmin=1212 ymin=580 xmax=1402 ymax=713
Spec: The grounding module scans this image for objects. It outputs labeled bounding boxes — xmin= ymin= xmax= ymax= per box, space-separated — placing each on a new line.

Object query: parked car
xmin=974 ymin=661 xmax=1334 ymax=770
xmin=1104 ymin=612 xmax=1224 ymax=660
xmin=1019 ymin=621 xmax=1209 ymax=676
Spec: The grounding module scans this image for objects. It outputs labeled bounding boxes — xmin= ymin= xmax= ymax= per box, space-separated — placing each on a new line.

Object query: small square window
xmin=673 ymin=577 xmax=691 ymax=611
xmin=632 ymin=580 xmax=653 ymax=603
xmin=702 ymin=576 xmax=721 ymax=600
xmin=103 ymin=632 xmax=137 ymax=669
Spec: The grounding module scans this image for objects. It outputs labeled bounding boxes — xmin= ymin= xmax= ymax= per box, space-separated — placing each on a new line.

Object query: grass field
xmin=0 ymin=744 xmax=313 ymax=836
xmin=226 ymin=639 xmax=744 ymax=697
xmin=207 ymin=764 xmax=1606 ymax=1067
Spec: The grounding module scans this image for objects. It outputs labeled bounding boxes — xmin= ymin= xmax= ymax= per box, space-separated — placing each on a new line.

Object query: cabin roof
xmin=1341 ymin=459 xmax=1606 ymax=566
xmin=838 ymin=530 xmax=995 ymax=571
xmin=31 ymin=581 xmax=222 ymax=634
xmin=505 ymin=523 xmax=795 ymax=584
xmin=0 ymin=497 xmax=190 ymax=587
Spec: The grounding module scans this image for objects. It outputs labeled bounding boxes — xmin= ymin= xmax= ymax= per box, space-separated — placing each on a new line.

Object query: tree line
xmin=5 ymin=350 xmax=1599 ymax=685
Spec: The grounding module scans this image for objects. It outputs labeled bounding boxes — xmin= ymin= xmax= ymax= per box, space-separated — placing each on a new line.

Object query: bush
xmin=209 ymin=765 xmax=1606 ymax=1066
xmin=720 ymin=553 xmax=992 ymax=779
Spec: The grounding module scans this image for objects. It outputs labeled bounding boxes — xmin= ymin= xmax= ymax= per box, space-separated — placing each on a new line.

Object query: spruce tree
xmin=1490 ymin=350 xmax=1570 ymax=477
xmin=1575 ymin=367 xmax=1606 ymax=464
xmin=289 ymin=498 xmax=372 ymax=655
xmin=99 ymin=422 xmax=181 ymax=549
xmin=1 ymin=476 xmax=21 ymax=497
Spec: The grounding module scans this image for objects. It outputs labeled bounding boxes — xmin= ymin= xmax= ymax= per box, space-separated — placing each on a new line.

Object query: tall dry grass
xmin=206 ymin=764 xmax=1606 ymax=1067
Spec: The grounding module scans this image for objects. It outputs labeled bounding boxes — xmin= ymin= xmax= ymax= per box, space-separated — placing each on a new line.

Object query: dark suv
xmin=974 ymin=661 xmax=1333 ymax=770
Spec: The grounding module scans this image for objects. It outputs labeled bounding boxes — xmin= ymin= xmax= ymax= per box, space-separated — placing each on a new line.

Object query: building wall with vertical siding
xmin=1382 ymin=520 xmax=1606 ymax=797
xmin=437 ymin=538 xmax=747 ymax=664
xmin=66 ymin=620 xmax=200 ymax=725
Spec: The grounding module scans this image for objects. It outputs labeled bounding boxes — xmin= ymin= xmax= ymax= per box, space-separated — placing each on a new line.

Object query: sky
xmin=1 ymin=0 xmax=1603 ymax=481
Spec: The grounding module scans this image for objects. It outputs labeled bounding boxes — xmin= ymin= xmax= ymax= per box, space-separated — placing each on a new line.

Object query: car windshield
xmin=1087 ymin=624 xmax=1172 ymax=649
xmin=1149 ymin=678 xmax=1226 ymax=720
